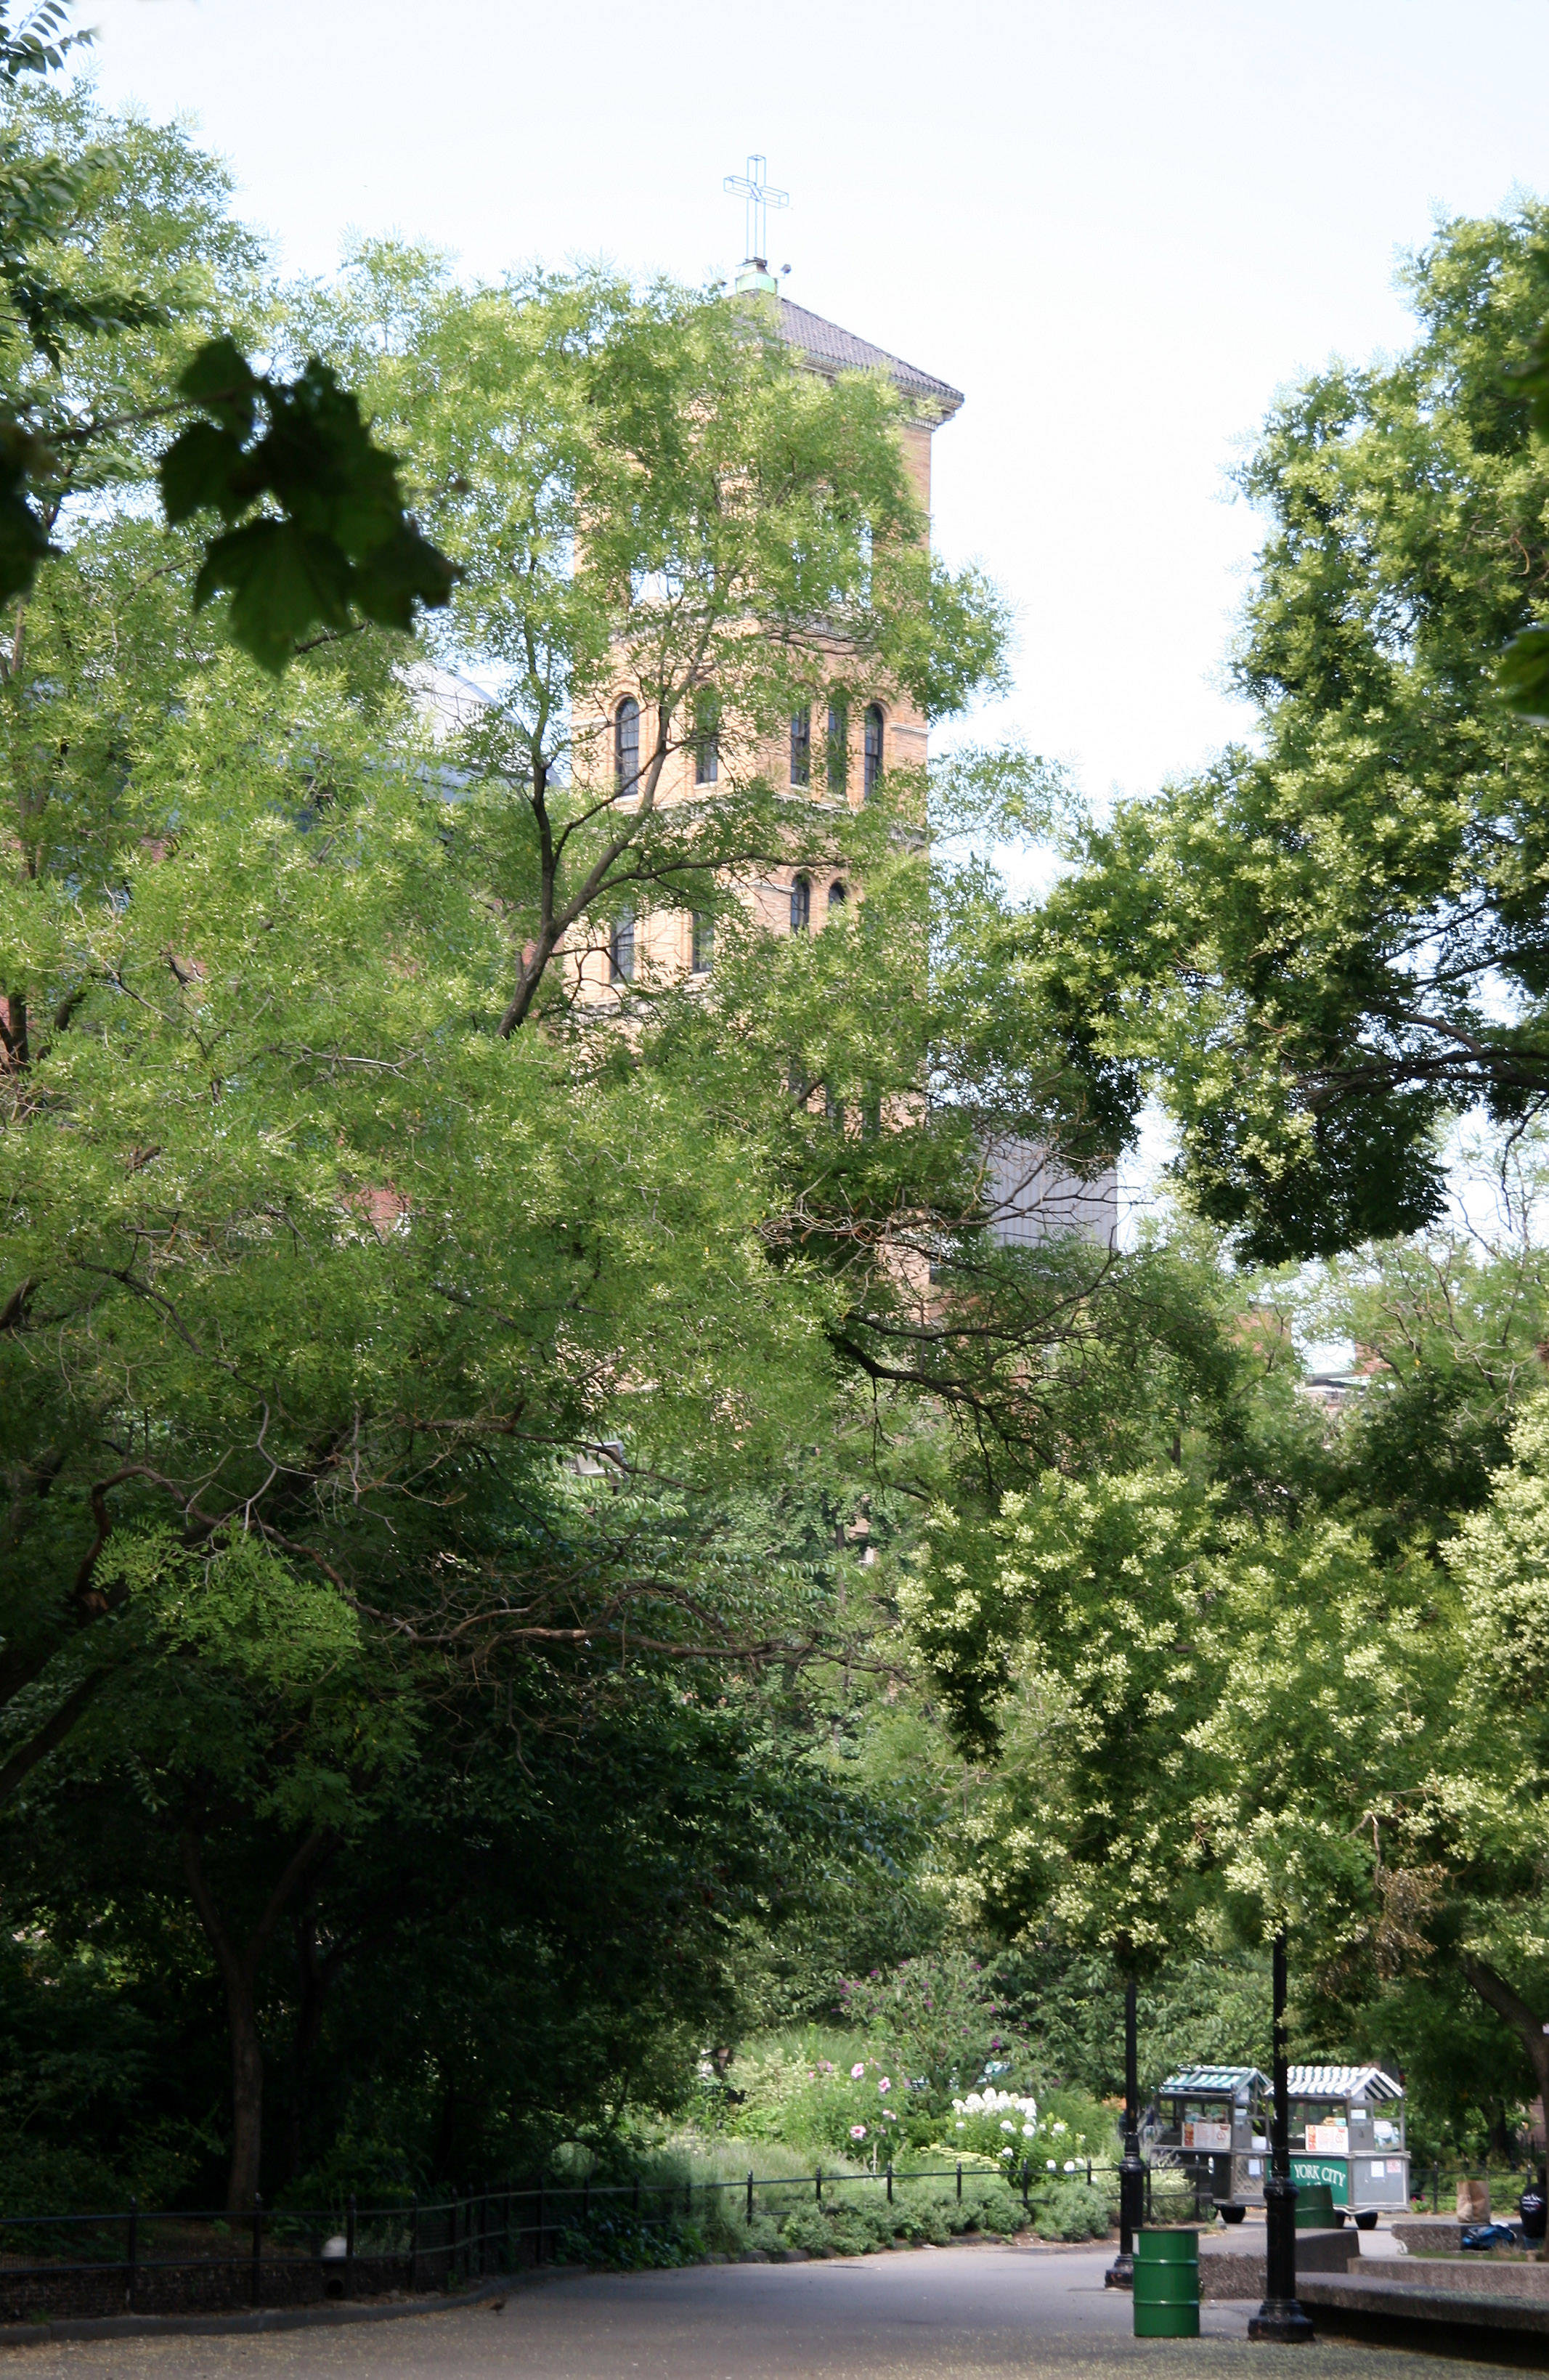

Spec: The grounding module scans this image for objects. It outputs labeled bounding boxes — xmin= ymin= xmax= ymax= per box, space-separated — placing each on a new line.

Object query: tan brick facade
xmin=571 ymin=299 xmax=961 ymax=1004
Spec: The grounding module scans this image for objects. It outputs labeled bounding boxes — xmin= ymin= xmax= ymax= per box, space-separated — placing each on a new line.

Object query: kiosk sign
xmin=1290 ymin=2154 xmax=1350 ymax=2206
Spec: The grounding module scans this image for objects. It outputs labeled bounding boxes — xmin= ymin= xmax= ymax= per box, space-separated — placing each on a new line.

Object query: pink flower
xmin=850 ymin=2124 xmax=866 ymax=2139
xmin=850 ymin=2063 xmax=866 ymax=2079
xmin=878 ymin=2078 xmax=892 ymax=2094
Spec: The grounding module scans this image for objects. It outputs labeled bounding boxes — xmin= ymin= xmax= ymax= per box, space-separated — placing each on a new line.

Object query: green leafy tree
xmin=299 ymin=245 xmax=1006 ymax=1033
xmin=1017 ymin=206 xmax=1549 ymax=1259
xmin=0 ymin=39 xmax=452 ymax=664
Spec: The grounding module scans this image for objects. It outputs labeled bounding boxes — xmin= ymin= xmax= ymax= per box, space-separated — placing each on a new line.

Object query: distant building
xmin=982 ymin=1139 xmax=1118 ymax=1251
xmin=570 ymin=245 xmax=963 ymax=996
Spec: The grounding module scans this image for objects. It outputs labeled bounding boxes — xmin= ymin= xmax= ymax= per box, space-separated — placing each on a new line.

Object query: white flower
xmin=999 ymin=2148 xmax=1013 ymax=2159
xmin=1064 ymin=2161 xmax=1076 ymax=2173
xmin=955 ymin=2120 xmax=965 ymax=2130
xmin=1046 ymin=2159 xmax=1057 ymax=2171
xmin=1022 ymin=2124 xmax=1036 ymax=2137
xmin=1000 ymin=2119 xmax=1015 ymax=2132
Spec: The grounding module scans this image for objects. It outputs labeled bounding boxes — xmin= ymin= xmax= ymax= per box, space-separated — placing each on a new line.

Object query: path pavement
xmin=4 ymin=2243 xmax=1505 ymax=2380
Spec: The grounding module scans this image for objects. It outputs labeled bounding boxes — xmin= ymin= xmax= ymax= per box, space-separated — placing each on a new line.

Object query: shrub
xmin=890 ymin=2186 xmax=953 ymax=2246
xmin=1033 ymin=2181 xmax=1110 ymax=2242
xmin=1145 ymin=2163 xmax=1200 ymax=2225
xmin=777 ymin=2204 xmax=833 ymax=2255
xmin=824 ymin=2203 xmax=885 ymax=2257
xmin=962 ymin=2183 xmax=1022 ymax=2236
xmin=552 ymin=2209 xmax=696 ymax=2269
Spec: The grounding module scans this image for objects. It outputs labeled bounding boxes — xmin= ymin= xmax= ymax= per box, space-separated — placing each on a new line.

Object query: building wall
xmin=983 ymin=1137 xmax=1119 ymax=1251
xmin=567 ymin=336 xmax=950 ymax=1002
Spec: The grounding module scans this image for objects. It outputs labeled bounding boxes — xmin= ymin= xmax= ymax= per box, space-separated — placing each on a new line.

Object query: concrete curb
xmin=0 ymin=2273 xmax=540 ymax=2350
xmin=1302 ymin=2271 xmax=1549 ymax=2367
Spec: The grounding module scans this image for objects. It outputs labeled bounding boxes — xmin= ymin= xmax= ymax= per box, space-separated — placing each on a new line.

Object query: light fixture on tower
xmin=723 ymin=155 xmax=789 ymax=295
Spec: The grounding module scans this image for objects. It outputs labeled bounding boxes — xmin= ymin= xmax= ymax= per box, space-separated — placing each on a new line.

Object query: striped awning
xmin=1158 ymin=2067 xmax=1269 ymax=2096
xmin=1286 ymin=2066 xmax=1402 ymax=2102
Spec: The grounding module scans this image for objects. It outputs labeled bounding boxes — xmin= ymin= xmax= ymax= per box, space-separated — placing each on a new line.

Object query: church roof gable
xmin=776 ymin=298 xmax=963 ymax=418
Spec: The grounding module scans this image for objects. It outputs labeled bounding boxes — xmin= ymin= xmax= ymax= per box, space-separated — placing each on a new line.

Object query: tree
xmin=298 ymin=245 xmax=1006 ymax=1033
xmin=0 ymin=92 xmax=1036 ymax=2205
xmin=0 ymin=41 xmax=452 ymax=665
xmin=1016 ymin=205 xmax=1549 ymax=1259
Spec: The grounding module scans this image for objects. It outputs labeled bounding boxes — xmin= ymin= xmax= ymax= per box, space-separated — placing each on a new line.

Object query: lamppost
xmin=1248 ymin=1931 xmax=1313 ymax=2344
xmin=1105 ymin=1975 xmax=1146 ymax=2288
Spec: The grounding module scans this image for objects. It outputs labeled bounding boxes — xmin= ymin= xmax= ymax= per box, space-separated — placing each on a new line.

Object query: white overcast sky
xmin=81 ymin=0 xmax=1549 ymax=806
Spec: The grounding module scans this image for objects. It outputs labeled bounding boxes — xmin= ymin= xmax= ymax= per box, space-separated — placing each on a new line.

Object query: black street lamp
xmin=1105 ymin=1975 xmax=1146 ymax=2289
xmin=1248 ymin=1931 xmax=1313 ymax=2344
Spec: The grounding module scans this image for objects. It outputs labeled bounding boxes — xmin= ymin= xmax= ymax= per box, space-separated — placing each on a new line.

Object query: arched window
xmin=610 ymin=906 xmax=635 ymax=983
xmin=789 ymin=706 xmax=811 ymax=789
xmin=826 ymin=880 xmax=847 ymax=917
xmin=691 ymin=911 xmax=714 ymax=974
xmin=863 ymin=704 xmax=884 ymax=799
xmin=614 ymin=696 xmax=640 ymax=797
xmin=693 ymin=689 xmax=720 ymax=787
xmin=789 ymin=875 xmax=810 ymax=933
xmin=826 ymin=702 xmax=848 ymax=795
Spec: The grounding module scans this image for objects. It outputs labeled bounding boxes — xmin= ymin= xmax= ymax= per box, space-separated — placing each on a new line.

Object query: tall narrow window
xmin=789 ymin=706 xmax=811 ymax=789
xmin=693 ymin=690 xmax=720 ymax=786
xmin=826 ymin=702 xmax=848 ymax=796
xmin=863 ymin=704 xmax=884 ymax=799
xmin=614 ymin=696 xmax=640 ymax=798
xmin=610 ymin=906 xmax=635 ymax=983
xmin=790 ymin=875 xmax=810 ymax=933
xmin=691 ymin=911 xmax=714 ymax=974
xmin=826 ymin=880 xmax=847 ymax=918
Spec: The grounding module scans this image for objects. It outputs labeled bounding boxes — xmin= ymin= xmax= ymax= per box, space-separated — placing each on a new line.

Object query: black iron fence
xmin=1412 ymin=2162 xmax=1541 ymax=2217
xmin=0 ymin=2158 xmax=1150 ymax=2323
xmin=0 ymin=2153 xmax=1249 ymax=2324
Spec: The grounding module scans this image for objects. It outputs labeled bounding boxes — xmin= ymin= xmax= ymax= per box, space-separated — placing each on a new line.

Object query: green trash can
xmin=1294 ymin=2182 xmax=1338 ymax=2230
xmin=1133 ymin=2228 xmax=1200 ymax=2339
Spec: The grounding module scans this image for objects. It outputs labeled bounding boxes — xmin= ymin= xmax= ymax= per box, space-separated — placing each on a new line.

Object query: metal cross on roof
xmin=723 ymin=154 xmax=789 ymax=267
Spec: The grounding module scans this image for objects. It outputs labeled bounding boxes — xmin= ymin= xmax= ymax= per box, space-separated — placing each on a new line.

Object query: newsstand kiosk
xmin=1286 ymin=2065 xmax=1409 ymax=2224
xmin=1155 ymin=2066 xmax=1272 ymax=2217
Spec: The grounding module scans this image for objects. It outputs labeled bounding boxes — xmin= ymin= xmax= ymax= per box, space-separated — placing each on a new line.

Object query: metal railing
xmin=0 ymin=2158 xmax=1140 ymax=2319
xmin=1412 ymin=2161 xmax=1540 ymax=2217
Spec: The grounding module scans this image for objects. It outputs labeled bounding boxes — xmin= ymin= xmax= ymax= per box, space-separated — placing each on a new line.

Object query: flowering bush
xmin=716 ymin=2039 xmax=916 ymax=2161
xmin=949 ymin=2089 xmax=1097 ymax=2177
xmin=834 ymin=1953 xmax=1037 ymax=2116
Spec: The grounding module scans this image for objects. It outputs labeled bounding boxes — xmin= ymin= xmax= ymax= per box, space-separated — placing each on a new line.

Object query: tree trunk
xmin=226 ymin=1970 xmax=265 ymax=2213
xmin=180 ymin=1824 xmax=338 ymax=2214
xmin=285 ymin=1906 xmax=355 ymax=2184
xmin=1460 ymin=1955 xmax=1549 ymax=2254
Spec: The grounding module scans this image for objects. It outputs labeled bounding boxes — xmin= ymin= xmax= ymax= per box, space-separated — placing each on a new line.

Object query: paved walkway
xmin=6 ymin=2243 xmax=1505 ymax=2379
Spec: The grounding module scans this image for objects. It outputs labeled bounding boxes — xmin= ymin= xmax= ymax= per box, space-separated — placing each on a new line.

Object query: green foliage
xmin=0 ymin=42 xmax=453 ymax=656
xmin=160 ymin=338 xmax=457 ymax=669
xmin=553 ymin=2209 xmax=699 ymax=2270
xmin=997 ymin=1942 xmax=1274 ymax=2102
xmin=1033 ymin=2179 xmax=1110 ymax=2241
xmin=1014 ymin=206 xmax=1549 ymax=1259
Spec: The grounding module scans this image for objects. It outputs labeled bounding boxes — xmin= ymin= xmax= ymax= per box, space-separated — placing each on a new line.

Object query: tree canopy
xmin=1018 ymin=206 xmax=1549 ymax=1259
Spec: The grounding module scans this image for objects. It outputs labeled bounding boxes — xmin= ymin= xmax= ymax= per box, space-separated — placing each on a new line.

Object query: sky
xmin=80 ymin=0 xmax=1549 ymax=812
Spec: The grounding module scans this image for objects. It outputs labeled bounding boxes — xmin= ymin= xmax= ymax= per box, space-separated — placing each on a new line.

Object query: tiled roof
xmin=1287 ymin=2066 xmax=1403 ymax=2102
xmin=1159 ymin=2068 xmax=1269 ymax=2096
xmin=776 ymin=298 xmax=963 ymax=418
